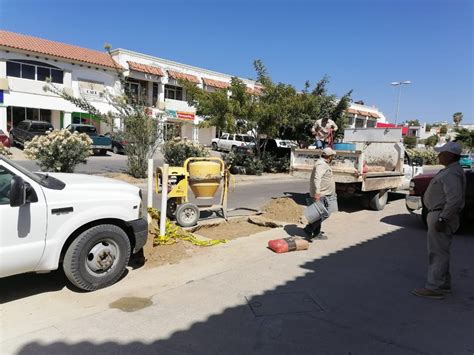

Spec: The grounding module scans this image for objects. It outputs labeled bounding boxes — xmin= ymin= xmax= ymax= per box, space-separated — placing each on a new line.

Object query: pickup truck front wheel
xmin=63 ymin=224 xmax=131 ymax=291
xmin=212 ymin=142 xmax=218 ymax=151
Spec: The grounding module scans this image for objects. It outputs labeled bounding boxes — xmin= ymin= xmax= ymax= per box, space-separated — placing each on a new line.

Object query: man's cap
xmin=434 ymin=142 xmax=462 ymax=155
xmin=322 ymin=147 xmax=336 ymax=156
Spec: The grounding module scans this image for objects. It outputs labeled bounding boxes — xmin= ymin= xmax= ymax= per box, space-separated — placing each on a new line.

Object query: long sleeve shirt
xmin=312 ymin=118 xmax=338 ymax=141
xmin=423 ymin=161 xmax=466 ymax=220
xmin=309 ymin=158 xmax=336 ymax=197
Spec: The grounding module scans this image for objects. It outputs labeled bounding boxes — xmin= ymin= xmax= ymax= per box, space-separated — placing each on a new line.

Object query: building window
xmin=165 ymin=84 xmax=183 ymax=101
xmin=367 ymin=119 xmax=376 ymax=128
xmin=355 ymin=117 xmax=365 ymax=128
xmin=347 ymin=114 xmax=355 ymax=126
xmin=7 ymin=106 xmax=52 ymax=130
xmin=153 ymin=83 xmax=159 ymax=106
xmin=6 ymin=60 xmax=63 ymax=84
xmin=126 ymin=78 xmax=148 ymax=104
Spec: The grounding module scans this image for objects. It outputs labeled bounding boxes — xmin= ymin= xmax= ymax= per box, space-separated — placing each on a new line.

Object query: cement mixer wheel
xmin=166 ymin=198 xmax=179 ymax=219
xmin=176 ymin=203 xmax=200 ymax=227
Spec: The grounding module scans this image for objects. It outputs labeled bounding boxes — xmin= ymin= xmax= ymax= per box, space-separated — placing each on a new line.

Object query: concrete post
xmin=63 ymin=112 xmax=72 ymax=127
xmin=0 ymin=106 xmax=7 ymax=133
xmin=159 ymin=164 xmax=169 ymax=238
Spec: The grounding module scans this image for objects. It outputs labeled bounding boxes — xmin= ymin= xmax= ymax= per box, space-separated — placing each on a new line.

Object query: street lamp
xmin=391 ymin=80 xmax=411 ymax=125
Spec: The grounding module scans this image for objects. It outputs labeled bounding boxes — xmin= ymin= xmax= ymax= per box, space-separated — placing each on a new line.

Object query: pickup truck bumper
xmin=92 ymin=145 xmax=112 ymax=150
xmin=406 ymin=195 xmax=422 ymax=212
xmin=127 ymin=218 xmax=148 ymax=253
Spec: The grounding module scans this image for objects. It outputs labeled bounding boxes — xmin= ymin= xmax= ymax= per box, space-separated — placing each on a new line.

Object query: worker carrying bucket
xmin=156 ymin=157 xmax=231 ymax=227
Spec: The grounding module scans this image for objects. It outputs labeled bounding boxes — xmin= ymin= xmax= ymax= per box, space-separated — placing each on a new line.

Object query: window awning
xmin=127 ymin=61 xmax=164 ymax=76
xmin=202 ymin=78 xmax=229 ymax=89
xmin=167 ymin=70 xmax=200 ymax=84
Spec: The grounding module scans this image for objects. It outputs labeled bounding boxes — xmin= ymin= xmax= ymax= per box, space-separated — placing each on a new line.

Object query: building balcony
xmin=164 ymin=98 xmax=196 ymax=113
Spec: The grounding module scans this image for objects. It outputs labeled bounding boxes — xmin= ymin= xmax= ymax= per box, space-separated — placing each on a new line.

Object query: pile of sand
xmin=261 ymin=197 xmax=305 ymax=224
xmin=192 ymin=218 xmax=272 ymax=240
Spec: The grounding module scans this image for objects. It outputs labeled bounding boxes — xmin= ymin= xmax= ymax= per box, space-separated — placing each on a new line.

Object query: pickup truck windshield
xmin=74 ymin=126 xmax=97 ymax=136
xmin=0 ymin=156 xmax=65 ymax=190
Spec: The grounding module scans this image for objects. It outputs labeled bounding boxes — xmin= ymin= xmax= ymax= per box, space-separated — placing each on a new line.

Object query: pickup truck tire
xmin=212 ymin=142 xmax=218 ymax=151
xmin=100 ymin=149 xmax=108 ymax=156
xmin=176 ymin=203 xmax=200 ymax=227
xmin=63 ymin=224 xmax=131 ymax=291
xmin=231 ymin=145 xmax=237 ymax=152
xmin=368 ymin=190 xmax=388 ymax=211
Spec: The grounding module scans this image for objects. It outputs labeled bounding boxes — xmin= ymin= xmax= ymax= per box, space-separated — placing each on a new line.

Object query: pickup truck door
xmin=0 ymin=163 xmax=48 ymax=278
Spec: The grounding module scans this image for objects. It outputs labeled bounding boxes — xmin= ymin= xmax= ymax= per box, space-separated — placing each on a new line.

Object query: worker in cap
xmin=303 ymin=147 xmax=338 ymax=241
xmin=413 ymin=142 xmax=466 ymax=300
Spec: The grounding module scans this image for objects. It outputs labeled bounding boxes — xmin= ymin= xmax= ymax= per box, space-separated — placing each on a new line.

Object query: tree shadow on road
xmin=13 ymin=214 xmax=474 ymax=354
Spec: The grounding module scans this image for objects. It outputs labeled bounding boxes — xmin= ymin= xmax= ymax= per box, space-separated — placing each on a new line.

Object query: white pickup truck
xmin=0 ymin=156 xmax=147 ymax=291
xmin=291 ymin=128 xmax=424 ymax=210
xmin=211 ymin=133 xmax=255 ymax=152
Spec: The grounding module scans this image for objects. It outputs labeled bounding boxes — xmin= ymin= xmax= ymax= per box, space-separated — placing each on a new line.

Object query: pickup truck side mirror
xmin=411 ymin=157 xmax=424 ymax=167
xmin=10 ymin=176 xmax=27 ymax=207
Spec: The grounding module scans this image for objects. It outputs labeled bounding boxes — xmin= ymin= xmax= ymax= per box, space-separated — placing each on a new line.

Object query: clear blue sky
xmin=1 ymin=0 xmax=472 ymax=124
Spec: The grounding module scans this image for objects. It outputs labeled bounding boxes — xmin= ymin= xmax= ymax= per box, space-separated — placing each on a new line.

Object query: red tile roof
xmin=0 ymin=30 xmax=121 ymax=69
xmin=167 ymin=70 xmax=200 ymax=84
xmin=202 ymin=78 xmax=229 ymax=89
xmin=346 ymin=108 xmax=358 ymax=114
xmin=246 ymin=85 xmax=263 ymax=95
xmin=127 ymin=61 xmax=164 ymax=76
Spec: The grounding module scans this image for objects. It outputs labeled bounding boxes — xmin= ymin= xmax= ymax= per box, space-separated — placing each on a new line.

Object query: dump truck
xmin=290 ymin=128 xmax=423 ymax=210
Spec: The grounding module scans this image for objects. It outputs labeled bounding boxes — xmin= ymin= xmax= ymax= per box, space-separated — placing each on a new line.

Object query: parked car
xmin=0 ymin=155 xmax=147 ymax=291
xmin=0 ymin=129 xmax=11 ymax=148
xmin=105 ymin=131 xmax=128 ymax=154
xmin=406 ymin=168 xmax=474 ymax=227
xmin=9 ymin=120 xmax=53 ymax=147
xmin=460 ymin=154 xmax=472 ymax=169
xmin=211 ymin=133 xmax=255 ymax=152
xmin=66 ymin=124 xmax=112 ymax=155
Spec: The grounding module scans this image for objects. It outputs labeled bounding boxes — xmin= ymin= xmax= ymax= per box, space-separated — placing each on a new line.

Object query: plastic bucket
xmin=333 ymin=143 xmax=356 ymax=151
xmin=304 ymin=200 xmax=330 ymax=224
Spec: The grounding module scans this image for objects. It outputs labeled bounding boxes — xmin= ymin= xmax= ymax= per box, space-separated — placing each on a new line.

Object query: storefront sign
xmin=165 ymin=110 xmax=194 ymax=121
xmin=78 ymin=80 xmax=105 ymax=99
xmin=177 ymin=112 xmax=195 ymax=120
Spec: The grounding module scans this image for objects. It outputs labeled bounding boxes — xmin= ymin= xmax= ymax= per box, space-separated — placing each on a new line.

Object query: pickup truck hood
xmin=47 ymin=173 xmax=139 ymax=194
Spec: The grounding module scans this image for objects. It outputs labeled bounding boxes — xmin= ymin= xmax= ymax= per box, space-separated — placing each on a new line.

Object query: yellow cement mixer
xmin=156 ymin=157 xmax=230 ymax=227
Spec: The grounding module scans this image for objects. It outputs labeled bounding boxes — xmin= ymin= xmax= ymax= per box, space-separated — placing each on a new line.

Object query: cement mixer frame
xmin=155 ymin=157 xmax=230 ymax=227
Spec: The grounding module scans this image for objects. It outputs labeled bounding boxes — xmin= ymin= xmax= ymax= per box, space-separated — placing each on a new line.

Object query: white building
xmin=110 ymin=48 xmax=260 ymax=145
xmin=345 ymin=102 xmax=387 ymax=128
xmin=0 ymin=30 xmax=263 ymax=145
xmin=0 ymin=30 xmax=120 ymax=134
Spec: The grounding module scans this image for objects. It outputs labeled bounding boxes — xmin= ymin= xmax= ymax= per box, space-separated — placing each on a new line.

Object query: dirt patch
xmin=100 ymin=173 xmax=146 ymax=185
xmin=109 ymin=297 xmax=153 ymax=312
xmin=192 ymin=218 xmax=272 ymax=240
xmin=142 ymin=233 xmax=204 ymax=268
xmin=261 ymin=197 xmax=305 ymax=224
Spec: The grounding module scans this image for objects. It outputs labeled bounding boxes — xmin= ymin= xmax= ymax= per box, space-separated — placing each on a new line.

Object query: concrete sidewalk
xmin=1 ymin=198 xmax=473 ymax=354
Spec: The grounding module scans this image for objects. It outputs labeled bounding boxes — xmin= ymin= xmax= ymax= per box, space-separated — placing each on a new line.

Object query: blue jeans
xmin=314 ymin=140 xmax=326 ymax=149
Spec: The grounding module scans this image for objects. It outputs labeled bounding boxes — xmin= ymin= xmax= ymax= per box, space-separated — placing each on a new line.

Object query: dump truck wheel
xmin=176 ymin=203 xmax=200 ymax=227
xmin=368 ymin=190 xmax=388 ymax=211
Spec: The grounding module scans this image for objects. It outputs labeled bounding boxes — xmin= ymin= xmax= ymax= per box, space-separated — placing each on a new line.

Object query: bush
xmin=424 ymin=135 xmax=439 ymax=147
xmin=24 ymin=129 xmax=92 ymax=172
xmin=0 ymin=143 xmax=12 ymax=157
xmin=403 ymin=136 xmax=417 ymax=149
xmin=406 ymin=148 xmax=438 ymax=165
xmin=223 ymin=151 xmax=263 ymax=175
xmin=261 ymin=152 xmax=290 ymax=173
xmin=161 ymin=138 xmax=210 ymax=166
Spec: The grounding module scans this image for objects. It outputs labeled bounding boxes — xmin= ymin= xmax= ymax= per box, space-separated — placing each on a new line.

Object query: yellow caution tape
xmin=147 ymin=207 xmax=228 ymax=247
